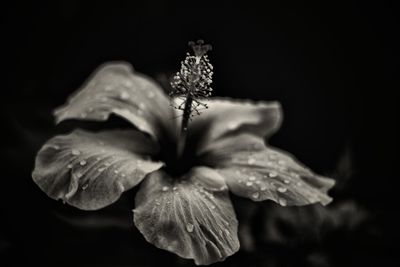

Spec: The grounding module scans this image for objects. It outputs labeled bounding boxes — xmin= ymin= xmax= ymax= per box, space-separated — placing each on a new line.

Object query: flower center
xmin=169 ymin=40 xmax=213 ymax=158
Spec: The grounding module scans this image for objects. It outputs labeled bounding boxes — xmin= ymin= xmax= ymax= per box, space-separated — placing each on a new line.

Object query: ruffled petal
xmin=32 ymin=129 xmax=163 ymax=210
xmin=174 ymin=97 xmax=282 ymax=150
xmin=201 ymin=134 xmax=335 ymax=206
xmin=54 ymin=62 xmax=177 ymax=141
xmin=133 ymin=167 xmax=239 ymax=265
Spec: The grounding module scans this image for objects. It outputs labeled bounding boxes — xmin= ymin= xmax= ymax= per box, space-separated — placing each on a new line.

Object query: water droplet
xmin=120 ymin=91 xmax=130 ymax=100
xmin=53 ymin=145 xmax=60 ymax=150
xmin=162 ymin=186 xmax=169 ymax=192
xmin=147 ymin=92 xmax=155 ymax=98
xmin=81 ymin=183 xmax=89 ymax=190
xmin=118 ymin=183 xmax=125 ymax=191
xmin=246 ymin=181 xmax=253 ymax=187
xmin=67 ymin=164 xmax=73 ymax=169
xmin=227 ymin=122 xmax=236 ymax=130
xmin=278 ymin=198 xmax=287 ymax=206
xmin=296 ymin=182 xmax=303 ymax=187
xmin=252 ymin=192 xmax=260 ymax=199
xmin=277 ymin=187 xmax=287 ymax=193
xmin=155 ymin=201 xmax=161 ymax=206
xmin=121 ymin=173 xmax=126 ymax=177
xmin=139 ymin=102 xmax=146 ymax=109
xmin=79 ymin=160 xmax=87 ymax=166
xmin=284 ymin=179 xmax=290 ymax=184
xmin=98 ymin=167 xmax=105 ymax=172
xmin=76 ymin=172 xmax=83 ymax=178
xmin=186 ymin=223 xmax=194 ymax=233
xmin=249 ymin=176 xmax=256 ymax=181
xmin=71 ymin=149 xmax=81 ymax=156
xmin=260 ymin=185 xmax=267 ymax=191
xmin=255 ymin=180 xmax=261 ymax=184
xmin=269 ymin=171 xmax=278 ymax=178
xmin=113 ymin=170 xmax=119 ymax=174
xmin=173 ymin=186 xmax=178 ymax=191
xmin=211 ymin=205 xmax=216 ymax=210
xmin=247 ymin=157 xmax=255 ymax=165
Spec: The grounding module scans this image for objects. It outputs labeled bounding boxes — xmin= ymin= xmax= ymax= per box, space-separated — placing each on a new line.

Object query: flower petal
xmin=54 ymin=62 xmax=177 ymax=141
xmin=32 ymin=129 xmax=163 ymax=210
xmin=133 ymin=167 xmax=239 ymax=265
xmin=175 ymin=97 xmax=282 ymax=149
xmin=201 ymin=134 xmax=335 ymax=206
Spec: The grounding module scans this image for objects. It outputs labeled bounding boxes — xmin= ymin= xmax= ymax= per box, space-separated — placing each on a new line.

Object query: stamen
xmin=170 ymin=40 xmax=213 ymax=157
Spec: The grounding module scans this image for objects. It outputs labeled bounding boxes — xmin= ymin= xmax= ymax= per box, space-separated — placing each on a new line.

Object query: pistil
xmin=170 ymin=40 xmax=213 ymax=158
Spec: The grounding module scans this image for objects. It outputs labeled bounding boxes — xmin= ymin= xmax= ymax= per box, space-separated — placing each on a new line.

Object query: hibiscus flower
xmin=32 ymin=40 xmax=335 ymax=265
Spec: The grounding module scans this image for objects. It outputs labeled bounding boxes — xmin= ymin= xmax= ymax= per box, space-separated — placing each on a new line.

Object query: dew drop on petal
xmin=211 ymin=205 xmax=216 ymax=210
xmin=284 ymin=179 xmax=290 ymax=184
xmin=81 ymin=183 xmax=89 ymax=190
xmin=260 ymin=185 xmax=267 ymax=191
xmin=279 ymin=198 xmax=287 ymax=206
xmin=247 ymin=157 xmax=256 ymax=165
xmin=227 ymin=122 xmax=236 ymax=130
xmin=79 ymin=160 xmax=87 ymax=166
xmin=53 ymin=145 xmax=60 ymax=150
xmin=186 ymin=223 xmax=194 ymax=233
xmin=118 ymin=183 xmax=125 ymax=191
xmin=76 ymin=172 xmax=83 ymax=178
xmin=269 ymin=171 xmax=278 ymax=178
xmin=277 ymin=187 xmax=287 ymax=193
xmin=139 ymin=102 xmax=146 ymax=109
xmin=113 ymin=170 xmax=119 ymax=174
xmin=67 ymin=164 xmax=73 ymax=169
xmin=297 ymin=182 xmax=303 ymax=187
xmin=252 ymin=192 xmax=260 ymax=199
xmin=249 ymin=176 xmax=256 ymax=181
xmin=162 ymin=186 xmax=169 ymax=192
xmin=71 ymin=149 xmax=81 ymax=156
xmin=246 ymin=181 xmax=253 ymax=187
xmin=173 ymin=186 xmax=178 ymax=191
xmin=120 ymin=91 xmax=130 ymax=100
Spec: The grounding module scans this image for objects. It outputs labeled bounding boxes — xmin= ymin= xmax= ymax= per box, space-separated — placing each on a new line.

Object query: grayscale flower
xmin=32 ymin=41 xmax=335 ymax=265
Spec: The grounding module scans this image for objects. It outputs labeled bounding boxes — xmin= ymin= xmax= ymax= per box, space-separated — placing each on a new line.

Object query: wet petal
xmin=133 ymin=167 xmax=239 ymax=265
xmin=175 ymin=97 xmax=282 ymax=149
xmin=32 ymin=129 xmax=163 ymax=210
xmin=201 ymin=134 xmax=335 ymax=206
xmin=54 ymin=62 xmax=177 ymax=141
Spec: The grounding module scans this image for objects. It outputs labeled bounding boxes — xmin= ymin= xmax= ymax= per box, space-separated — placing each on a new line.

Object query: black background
xmin=1 ymin=1 xmax=398 ymax=266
